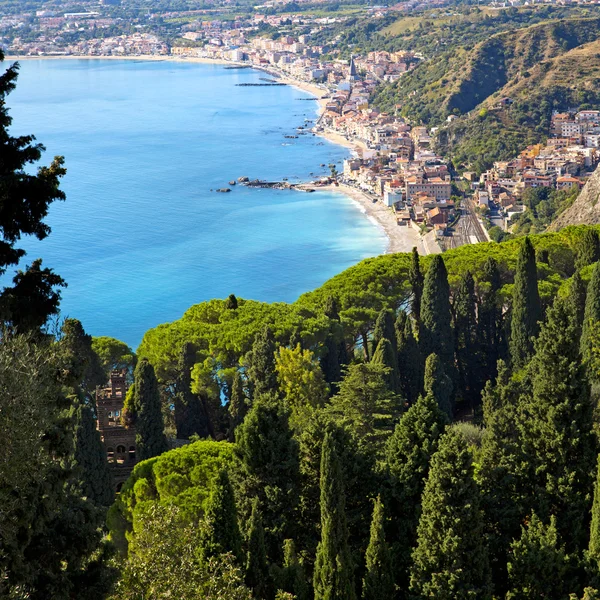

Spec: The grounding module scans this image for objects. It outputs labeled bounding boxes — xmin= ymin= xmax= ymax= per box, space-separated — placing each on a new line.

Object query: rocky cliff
xmin=550 ymin=167 xmax=600 ymax=230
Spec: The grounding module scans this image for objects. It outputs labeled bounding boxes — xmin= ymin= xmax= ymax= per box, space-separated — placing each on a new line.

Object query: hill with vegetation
xmin=372 ymin=16 xmax=600 ymax=172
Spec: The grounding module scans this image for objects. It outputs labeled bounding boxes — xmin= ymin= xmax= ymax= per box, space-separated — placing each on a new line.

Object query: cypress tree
xmin=234 ymin=391 xmax=300 ymax=561
xmin=453 ymin=271 xmax=481 ymax=409
xmin=420 ymin=254 xmax=454 ymax=383
xmin=590 ymin=454 xmax=600 ymax=564
xmin=397 ymin=315 xmax=422 ymax=404
xmin=174 ymin=342 xmax=210 ymax=440
xmin=520 ymin=295 xmax=597 ymax=550
xmin=409 ymin=429 xmax=492 ymax=599
xmin=321 ymin=332 xmax=342 ymax=394
xmin=576 ymin=229 xmax=600 ymax=270
xmin=201 ymin=468 xmax=242 ymax=563
xmin=371 ymin=309 xmax=396 ymax=359
xmin=71 ymin=402 xmax=114 ymax=507
xmin=246 ymin=498 xmax=270 ymax=599
xmin=581 ymin=261 xmax=600 ymax=369
xmin=131 ymin=358 xmax=169 ymax=461
xmin=324 ymin=296 xmax=349 ymax=368
xmin=362 ymin=496 xmax=393 ymax=600
xmin=478 ymin=257 xmax=505 ymax=384
xmin=570 ymin=269 xmax=587 ymax=338
xmin=371 ymin=337 xmax=401 ymax=395
xmin=247 ymin=326 xmax=279 ymax=398
xmin=313 ymin=431 xmax=356 ymax=600
xmin=506 ymin=513 xmax=568 ymax=600
xmin=424 ymin=353 xmax=453 ymax=420
xmin=273 ymin=539 xmax=309 ymax=600
xmin=409 ymin=246 xmax=424 ymax=325
xmin=229 ymin=370 xmax=248 ymax=441
xmin=385 ymin=392 xmax=447 ymax=594
xmin=509 ymin=237 xmax=542 ymax=369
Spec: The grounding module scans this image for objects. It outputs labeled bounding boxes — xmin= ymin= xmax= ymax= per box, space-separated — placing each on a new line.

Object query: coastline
xmin=9 ymin=53 xmax=422 ymax=255
xmin=316 ymin=184 xmax=424 ymax=255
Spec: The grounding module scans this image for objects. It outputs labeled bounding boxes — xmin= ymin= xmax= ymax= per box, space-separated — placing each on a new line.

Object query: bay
xmin=8 ymin=58 xmax=387 ymax=347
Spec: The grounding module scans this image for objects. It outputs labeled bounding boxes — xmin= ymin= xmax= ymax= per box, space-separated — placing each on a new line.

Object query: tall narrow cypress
xmin=246 ymin=498 xmax=270 ymax=599
xmin=520 ymin=295 xmax=597 ymax=549
xmin=424 ymin=353 xmax=453 ymax=420
xmin=229 ymin=370 xmax=248 ymax=441
xmin=371 ymin=338 xmax=401 ymax=395
xmin=478 ymin=257 xmax=505 ymax=384
xmin=589 ymin=454 xmax=600 ymax=564
xmin=385 ymin=392 xmax=447 ymax=595
xmin=371 ymin=309 xmax=396 ymax=359
xmin=581 ymin=261 xmax=600 ymax=369
xmin=409 ymin=246 xmax=424 ymax=326
xmin=453 ymin=271 xmax=480 ymax=409
xmin=362 ymin=496 xmax=393 ymax=600
xmin=397 ymin=315 xmax=423 ymax=404
xmin=420 ymin=255 xmax=454 ymax=383
xmin=570 ymin=269 xmax=587 ymax=339
xmin=410 ymin=429 xmax=492 ymax=599
xmin=313 ymin=431 xmax=356 ymax=600
xmin=201 ymin=468 xmax=242 ymax=563
xmin=509 ymin=237 xmax=542 ymax=369
xmin=247 ymin=326 xmax=279 ymax=398
xmin=576 ymin=228 xmax=600 ymax=270
xmin=131 ymin=358 xmax=169 ymax=461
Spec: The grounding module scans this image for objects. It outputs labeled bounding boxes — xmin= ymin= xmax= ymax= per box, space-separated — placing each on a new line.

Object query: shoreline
xmin=315 ymin=184 xmax=424 ymax=255
xmin=8 ymin=53 xmax=422 ymax=254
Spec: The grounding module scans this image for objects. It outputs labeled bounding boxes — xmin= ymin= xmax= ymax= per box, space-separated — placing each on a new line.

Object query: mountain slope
xmin=551 ymin=167 xmax=600 ymax=229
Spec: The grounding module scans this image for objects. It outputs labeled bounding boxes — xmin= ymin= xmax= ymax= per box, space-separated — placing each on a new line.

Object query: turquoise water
xmin=8 ymin=59 xmax=386 ymax=347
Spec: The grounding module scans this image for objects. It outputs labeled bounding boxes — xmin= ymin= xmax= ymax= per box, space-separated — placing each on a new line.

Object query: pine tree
xmin=234 ymin=391 xmax=300 ymax=561
xmin=313 ymin=431 xmax=356 ymax=600
xmin=520 ymin=295 xmax=597 ymax=549
xmin=229 ymin=370 xmax=248 ymax=441
xmin=478 ymin=257 xmax=505 ymax=384
xmin=453 ymin=271 xmax=481 ymax=409
xmin=423 ymin=353 xmax=453 ymax=420
xmin=273 ymin=539 xmax=309 ymax=600
xmin=506 ymin=513 xmax=568 ymax=600
xmin=371 ymin=309 xmax=396 ymax=359
xmin=71 ymin=402 xmax=114 ymax=507
xmin=581 ymin=261 xmax=600 ymax=369
xmin=409 ymin=429 xmax=492 ymax=599
xmin=385 ymin=392 xmax=447 ymax=595
xmin=590 ymin=454 xmax=600 ymax=564
xmin=509 ymin=237 xmax=542 ymax=369
xmin=226 ymin=293 xmax=239 ymax=309
xmin=247 ymin=326 xmax=279 ymax=398
xmin=397 ymin=315 xmax=422 ymax=404
xmin=362 ymin=496 xmax=393 ymax=600
xmin=201 ymin=468 xmax=242 ymax=563
xmin=570 ymin=269 xmax=587 ymax=338
xmin=576 ymin=229 xmax=600 ymax=270
xmin=245 ymin=498 xmax=270 ymax=599
xmin=409 ymin=246 xmax=424 ymax=326
xmin=174 ymin=342 xmax=210 ymax=440
xmin=131 ymin=358 xmax=169 ymax=461
xmin=371 ymin=337 xmax=401 ymax=395
xmin=0 ymin=59 xmax=67 ymax=332
xmin=420 ymin=254 xmax=454 ymax=383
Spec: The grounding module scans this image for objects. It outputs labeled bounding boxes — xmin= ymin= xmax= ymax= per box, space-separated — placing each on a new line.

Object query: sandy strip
xmin=315 ymin=184 xmax=425 ymax=255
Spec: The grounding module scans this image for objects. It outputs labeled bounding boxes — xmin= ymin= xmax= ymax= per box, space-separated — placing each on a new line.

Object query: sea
xmin=8 ymin=58 xmax=387 ymax=348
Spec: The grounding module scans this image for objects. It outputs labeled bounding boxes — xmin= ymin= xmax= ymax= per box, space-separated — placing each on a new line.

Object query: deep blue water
xmin=8 ymin=59 xmax=386 ymax=348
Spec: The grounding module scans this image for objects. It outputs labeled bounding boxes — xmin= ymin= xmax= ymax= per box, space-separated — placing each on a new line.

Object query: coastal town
xmin=3 ymin=2 xmax=599 ymax=254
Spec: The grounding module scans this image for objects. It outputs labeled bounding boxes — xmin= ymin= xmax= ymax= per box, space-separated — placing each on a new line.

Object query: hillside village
xmin=4 ymin=4 xmax=600 ymax=246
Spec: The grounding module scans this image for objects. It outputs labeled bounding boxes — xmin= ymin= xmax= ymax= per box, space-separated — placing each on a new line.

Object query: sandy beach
xmin=316 ymin=184 xmax=424 ymax=255
xmin=9 ymin=53 xmax=424 ymax=254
